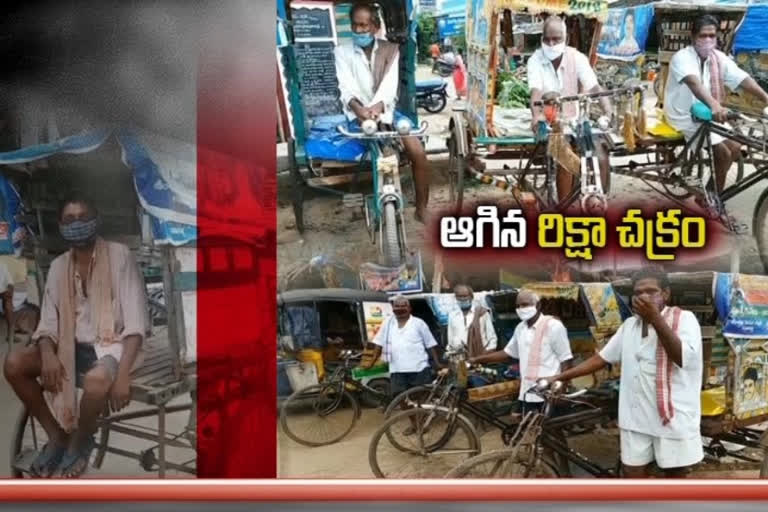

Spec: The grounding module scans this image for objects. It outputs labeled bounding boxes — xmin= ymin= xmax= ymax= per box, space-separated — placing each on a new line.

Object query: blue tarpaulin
xmin=733 ymin=5 xmax=768 ymax=54
xmin=0 ymin=130 xmax=197 ymax=246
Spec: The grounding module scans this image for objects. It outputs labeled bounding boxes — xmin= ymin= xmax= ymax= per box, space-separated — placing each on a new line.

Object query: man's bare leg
xmin=622 ymin=463 xmax=650 ymax=478
xmin=596 ymin=140 xmax=611 ymax=194
xmin=402 ymin=136 xmax=431 ymax=223
xmin=556 ymin=167 xmax=575 ymax=204
xmin=4 ymin=345 xmax=68 ymax=476
xmin=61 ymin=365 xmax=113 ymax=477
xmin=712 ymin=141 xmax=735 ymax=194
xmin=4 ymin=345 xmax=67 ymax=443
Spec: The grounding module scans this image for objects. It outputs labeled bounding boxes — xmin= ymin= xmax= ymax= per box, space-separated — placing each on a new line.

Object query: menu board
xmin=292 ymin=5 xmax=335 ymax=41
xmin=294 ymin=42 xmax=343 ymax=117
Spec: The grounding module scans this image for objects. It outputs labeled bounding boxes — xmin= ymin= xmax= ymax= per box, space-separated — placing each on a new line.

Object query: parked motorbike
xmin=432 ymin=58 xmax=456 ymax=78
xmin=415 ymin=79 xmax=448 ymax=114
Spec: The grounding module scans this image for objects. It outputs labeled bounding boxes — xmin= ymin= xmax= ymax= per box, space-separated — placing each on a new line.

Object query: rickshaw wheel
xmin=368 ymin=407 xmax=480 ymax=478
xmin=447 ymin=123 xmax=465 ymax=211
xmin=444 ymin=447 xmax=560 ymax=478
xmin=754 ymin=188 xmax=768 ymax=273
xmin=280 ymin=384 xmax=360 ymax=447
xmin=381 ymin=202 xmax=402 ymax=267
xmin=760 ymin=451 xmax=768 ymax=478
xmin=383 ymin=385 xmax=438 ymax=418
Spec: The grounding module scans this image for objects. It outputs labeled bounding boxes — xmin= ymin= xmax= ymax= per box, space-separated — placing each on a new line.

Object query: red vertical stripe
xmin=196 ymin=3 xmax=276 ymax=477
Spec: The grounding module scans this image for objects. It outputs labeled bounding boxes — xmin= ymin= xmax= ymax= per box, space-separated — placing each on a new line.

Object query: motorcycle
xmin=432 ymin=58 xmax=456 ymax=78
xmin=415 ymin=79 xmax=448 ymax=114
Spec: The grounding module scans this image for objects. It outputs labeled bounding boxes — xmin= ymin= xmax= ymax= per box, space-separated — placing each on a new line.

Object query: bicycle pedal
xmin=342 ymin=193 xmax=364 ymax=208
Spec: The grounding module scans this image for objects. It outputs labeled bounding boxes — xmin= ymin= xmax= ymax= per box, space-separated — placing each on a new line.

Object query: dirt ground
xmin=278 ymin=406 xmax=765 ymax=479
xmin=276 ymin=65 xmax=767 ymax=286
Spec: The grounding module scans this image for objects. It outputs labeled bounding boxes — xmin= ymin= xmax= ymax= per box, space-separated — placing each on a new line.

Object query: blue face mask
xmin=457 ymin=299 xmax=472 ymax=311
xmin=353 ymin=32 xmax=374 ymax=48
xmin=60 ymin=218 xmax=98 ymax=247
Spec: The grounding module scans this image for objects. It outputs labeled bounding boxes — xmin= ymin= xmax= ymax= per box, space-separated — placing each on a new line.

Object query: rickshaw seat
xmin=701 ymin=385 xmax=726 ymax=417
xmin=305 ymin=115 xmax=366 ymax=163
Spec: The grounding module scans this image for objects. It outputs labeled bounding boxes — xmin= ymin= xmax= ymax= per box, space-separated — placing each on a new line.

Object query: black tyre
xmin=444 ymin=447 xmax=560 ymax=478
xmin=754 ymin=188 xmax=768 ymax=273
xmin=280 ymin=384 xmax=360 ymax=447
xmin=423 ymin=94 xmax=447 ymax=114
xmin=381 ymin=202 xmax=402 ymax=267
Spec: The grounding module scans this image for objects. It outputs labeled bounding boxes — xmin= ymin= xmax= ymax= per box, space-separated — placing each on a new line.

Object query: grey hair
xmin=391 ymin=294 xmax=409 ymax=305
xmin=519 ymin=290 xmax=541 ymax=303
xmin=542 ymin=16 xmax=567 ymax=37
xmin=453 ymin=284 xmax=474 ymax=294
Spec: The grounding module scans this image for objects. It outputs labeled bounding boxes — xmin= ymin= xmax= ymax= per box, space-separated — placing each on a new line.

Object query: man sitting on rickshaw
xmin=4 ymin=195 xmax=148 ymax=478
xmin=334 ymin=1 xmax=432 ymax=223
xmin=665 ymin=14 xmax=768 ymax=208
xmin=528 ymin=16 xmax=613 ymax=203
xmin=550 ymin=268 xmax=704 ymax=478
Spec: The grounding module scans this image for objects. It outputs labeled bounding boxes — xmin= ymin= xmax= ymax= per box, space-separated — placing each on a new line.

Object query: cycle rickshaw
xmin=278 ymin=0 xmax=428 ymax=267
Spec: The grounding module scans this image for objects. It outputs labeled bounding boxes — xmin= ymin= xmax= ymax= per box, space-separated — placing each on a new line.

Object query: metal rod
xmin=98 ymin=444 xmax=196 ymax=475
xmin=158 ymin=405 xmax=166 ymax=478
xmin=103 ymin=423 xmax=193 ymax=449
xmin=100 ymin=403 xmax=192 ymax=424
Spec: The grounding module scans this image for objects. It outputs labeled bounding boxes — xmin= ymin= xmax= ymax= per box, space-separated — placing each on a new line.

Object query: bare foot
xmin=414 ymin=208 xmax=428 ymax=224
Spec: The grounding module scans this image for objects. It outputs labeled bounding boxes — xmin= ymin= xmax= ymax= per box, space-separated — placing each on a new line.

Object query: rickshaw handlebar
xmin=337 ymin=121 xmax=429 ymax=139
xmin=532 ymin=85 xmax=645 ymax=107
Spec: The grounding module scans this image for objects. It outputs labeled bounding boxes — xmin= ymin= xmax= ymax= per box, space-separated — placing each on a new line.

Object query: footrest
xmin=343 ymin=193 xmax=365 ymax=208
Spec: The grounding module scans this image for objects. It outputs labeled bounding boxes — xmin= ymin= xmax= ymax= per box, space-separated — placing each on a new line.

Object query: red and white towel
xmin=656 ymin=307 xmax=683 ymax=426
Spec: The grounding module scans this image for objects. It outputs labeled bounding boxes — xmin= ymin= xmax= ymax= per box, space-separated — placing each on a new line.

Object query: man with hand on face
xmin=547 ymin=268 xmax=703 ymax=478
xmin=4 ymin=195 xmax=148 ymax=478
xmin=527 ymin=16 xmax=613 ymax=203
xmin=468 ymin=290 xmax=573 ymax=415
xmin=365 ymin=295 xmax=443 ymax=407
xmin=665 ymin=15 xmax=768 ymax=199
xmin=334 ymin=1 xmax=432 ymax=223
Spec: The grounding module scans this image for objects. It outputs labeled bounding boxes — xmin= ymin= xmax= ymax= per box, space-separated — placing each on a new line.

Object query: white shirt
xmin=664 ymin=46 xmax=749 ymax=136
xmin=334 ymin=40 xmax=400 ymax=124
xmin=526 ymin=48 xmax=598 ymax=95
xmin=372 ymin=316 xmax=437 ymax=373
xmin=599 ymin=308 xmax=703 ymax=439
xmin=447 ymin=304 xmax=497 ymax=353
xmin=504 ymin=315 xmax=572 ymax=403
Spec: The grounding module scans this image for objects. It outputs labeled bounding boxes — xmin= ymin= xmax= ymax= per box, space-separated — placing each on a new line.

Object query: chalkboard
xmin=294 ymin=42 xmax=342 ymax=117
xmin=292 ymin=6 xmax=334 ymax=40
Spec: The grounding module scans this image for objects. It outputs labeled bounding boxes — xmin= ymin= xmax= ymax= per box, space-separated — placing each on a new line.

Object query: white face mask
xmin=516 ymin=306 xmax=538 ymax=321
xmin=542 ymin=42 xmax=565 ymax=60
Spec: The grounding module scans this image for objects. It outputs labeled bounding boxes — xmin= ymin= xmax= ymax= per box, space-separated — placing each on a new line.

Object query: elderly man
xmin=665 ymin=14 xmax=768 ymax=200
xmin=365 ymin=295 xmax=442 ymax=401
xmin=548 ymin=268 xmax=703 ymax=478
xmin=447 ymin=284 xmax=496 ymax=386
xmin=334 ymin=1 xmax=432 ymax=223
xmin=4 ymin=195 xmax=148 ymax=478
xmin=469 ymin=290 xmax=573 ymax=415
xmin=528 ymin=16 xmax=612 ymax=203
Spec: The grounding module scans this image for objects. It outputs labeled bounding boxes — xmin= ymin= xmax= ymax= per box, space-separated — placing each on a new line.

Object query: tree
xmin=416 ymin=13 xmax=437 ymax=63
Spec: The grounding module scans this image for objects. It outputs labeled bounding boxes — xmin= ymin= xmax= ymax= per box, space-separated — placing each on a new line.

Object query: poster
xmin=363 ymin=301 xmax=393 ymax=342
xmin=597 ymin=5 xmax=654 ymax=62
xmin=715 ymin=273 xmax=768 ymax=338
xmin=733 ymin=340 xmax=768 ymax=420
xmin=581 ymin=282 xmax=625 ymax=331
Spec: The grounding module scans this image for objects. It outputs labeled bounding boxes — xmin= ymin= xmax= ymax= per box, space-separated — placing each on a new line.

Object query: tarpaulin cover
xmin=0 ymin=129 xmax=197 ymax=246
xmin=733 ymin=5 xmax=768 ymax=54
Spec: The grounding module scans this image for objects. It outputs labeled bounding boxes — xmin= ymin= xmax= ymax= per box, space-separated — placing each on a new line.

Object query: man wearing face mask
xmin=547 ymin=268 xmax=703 ymax=478
xmin=334 ymin=2 xmax=433 ymax=223
xmin=364 ymin=295 xmax=442 ymax=406
xmin=665 ymin=14 xmax=768 ymax=198
xmin=4 ymin=196 xmax=148 ymax=478
xmin=447 ymin=285 xmax=496 ymax=386
xmin=468 ymin=290 xmax=572 ymax=415
xmin=527 ymin=16 xmax=613 ymax=203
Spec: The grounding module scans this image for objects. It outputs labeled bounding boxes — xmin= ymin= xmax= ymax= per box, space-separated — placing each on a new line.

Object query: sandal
xmin=57 ymin=437 xmax=95 ymax=479
xmin=29 ymin=442 xmax=67 ymax=478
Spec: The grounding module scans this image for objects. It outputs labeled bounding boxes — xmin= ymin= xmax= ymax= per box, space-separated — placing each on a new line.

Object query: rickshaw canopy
xmin=487 ymin=0 xmax=609 ymax=20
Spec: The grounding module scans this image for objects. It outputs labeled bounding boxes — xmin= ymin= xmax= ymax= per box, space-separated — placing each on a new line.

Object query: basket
xmin=466 ymin=380 xmax=520 ymax=403
xmin=285 ymin=361 xmax=319 ymax=391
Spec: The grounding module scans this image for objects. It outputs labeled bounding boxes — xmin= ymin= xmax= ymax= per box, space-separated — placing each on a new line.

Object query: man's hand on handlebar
xmin=711 ymin=102 xmax=729 ymax=124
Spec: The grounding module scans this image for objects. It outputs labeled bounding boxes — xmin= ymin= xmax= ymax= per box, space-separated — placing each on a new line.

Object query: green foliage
xmin=416 ymin=14 xmax=437 ymax=63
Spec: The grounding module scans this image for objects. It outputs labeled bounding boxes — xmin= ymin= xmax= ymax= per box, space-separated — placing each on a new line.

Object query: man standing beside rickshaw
xmin=549 ymin=268 xmax=704 ymax=478
xmin=447 ymin=284 xmax=496 ymax=387
xmin=334 ymin=1 xmax=433 ymax=223
xmin=468 ymin=290 xmax=573 ymax=415
xmin=664 ymin=14 xmax=768 ymax=210
xmin=528 ymin=16 xmax=613 ymax=202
